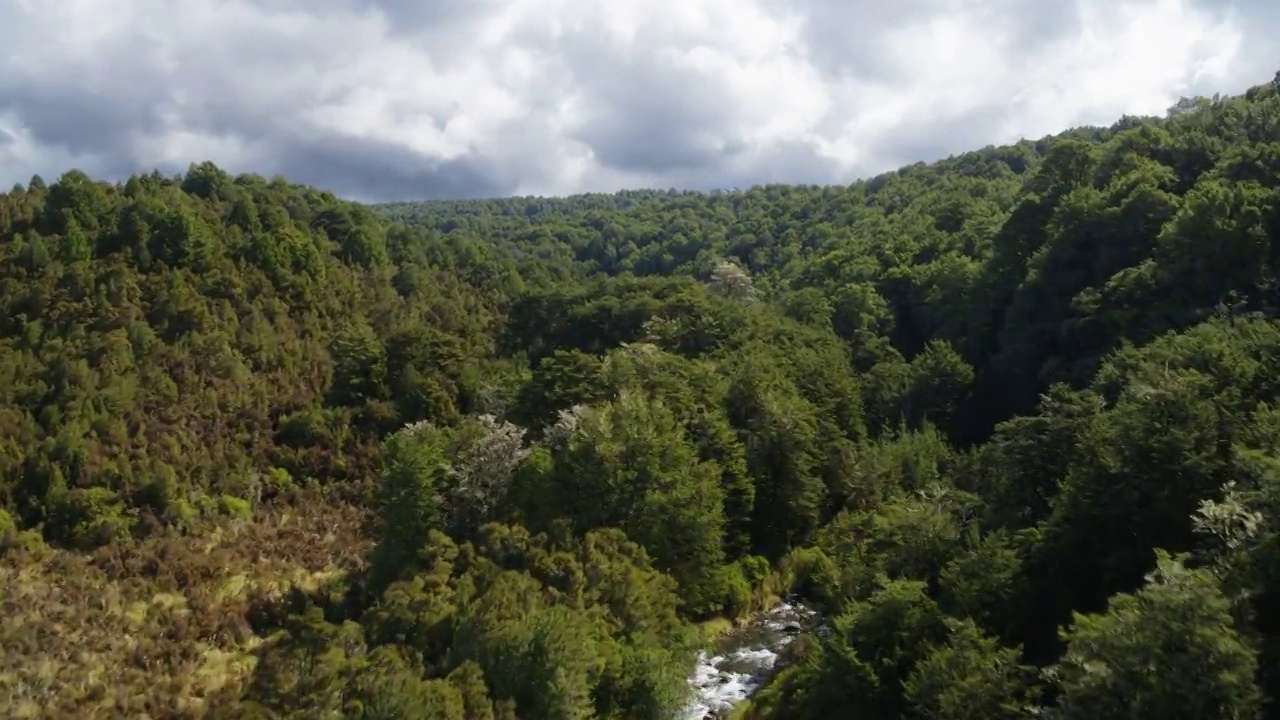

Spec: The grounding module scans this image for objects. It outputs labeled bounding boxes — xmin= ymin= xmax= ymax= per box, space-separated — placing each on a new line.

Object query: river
xmin=680 ymin=600 xmax=818 ymax=719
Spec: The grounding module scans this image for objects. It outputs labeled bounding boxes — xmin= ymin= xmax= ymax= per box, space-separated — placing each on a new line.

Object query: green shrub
xmin=47 ymin=487 xmax=130 ymax=549
xmin=218 ymin=494 xmax=253 ymax=520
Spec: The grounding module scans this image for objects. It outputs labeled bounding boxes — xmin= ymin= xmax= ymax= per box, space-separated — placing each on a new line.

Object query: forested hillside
xmin=5 ymin=76 xmax=1280 ymax=719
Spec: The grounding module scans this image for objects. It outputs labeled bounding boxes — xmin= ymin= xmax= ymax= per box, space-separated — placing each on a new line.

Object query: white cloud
xmin=0 ymin=0 xmax=1268 ymax=201
xmin=999 ymin=0 xmax=1244 ymax=137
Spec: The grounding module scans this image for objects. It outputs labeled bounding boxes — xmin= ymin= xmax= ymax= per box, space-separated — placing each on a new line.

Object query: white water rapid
xmin=680 ymin=601 xmax=817 ymax=720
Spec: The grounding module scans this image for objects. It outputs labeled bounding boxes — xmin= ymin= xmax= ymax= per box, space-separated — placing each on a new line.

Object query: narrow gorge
xmin=682 ymin=601 xmax=819 ymax=719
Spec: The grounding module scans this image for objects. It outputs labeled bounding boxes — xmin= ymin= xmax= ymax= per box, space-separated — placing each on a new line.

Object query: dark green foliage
xmin=903 ymin=618 xmax=1038 ymax=720
xmin=1051 ymin=552 xmax=1262 ymax=720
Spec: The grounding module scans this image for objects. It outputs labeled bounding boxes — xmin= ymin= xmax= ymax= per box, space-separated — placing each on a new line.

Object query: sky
xmin=0 ymin=0 xmax=1276 ymax=202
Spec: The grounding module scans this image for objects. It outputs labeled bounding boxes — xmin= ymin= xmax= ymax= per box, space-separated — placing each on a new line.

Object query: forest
xmin=4 ymin=74 xmax=1280 ymax=719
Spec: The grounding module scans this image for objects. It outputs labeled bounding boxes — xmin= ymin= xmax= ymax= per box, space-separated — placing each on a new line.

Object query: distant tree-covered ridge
xmin=4 ymin=74 xmax=1280 ymax=718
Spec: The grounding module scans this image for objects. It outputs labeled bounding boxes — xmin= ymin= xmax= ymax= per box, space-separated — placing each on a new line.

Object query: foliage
xmin=1050 ymin=552 xmax=1262 ymax=720
xmin=9 ymin=74 xmax=1280 ymax=717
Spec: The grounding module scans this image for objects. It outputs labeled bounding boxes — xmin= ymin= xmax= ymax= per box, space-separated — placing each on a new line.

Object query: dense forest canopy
xmin=5 ymin=75 xmax=1280 ymax=719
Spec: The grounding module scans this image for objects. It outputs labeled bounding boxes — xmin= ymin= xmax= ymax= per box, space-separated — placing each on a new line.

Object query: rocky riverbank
xmin=680 ymin=601 xmax=817 ymax=719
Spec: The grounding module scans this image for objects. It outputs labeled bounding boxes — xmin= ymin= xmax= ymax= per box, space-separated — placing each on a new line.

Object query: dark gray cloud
xmin=0 ymin=89 xmax=163 ymax=157
xmin=559 ymin=33 xmax=749 ymax=175
xmin=0 ymin=0 xmax=1272 ymax=201
xmin=257 ymin=132 xmax=516 ymax=202
xmin=366 ymin=0 xmax=506 ymax=29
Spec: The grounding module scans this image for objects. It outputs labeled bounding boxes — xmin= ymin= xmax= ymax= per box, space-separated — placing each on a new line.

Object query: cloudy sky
xmin=0 ymin=0 xmax=1276 ymax=202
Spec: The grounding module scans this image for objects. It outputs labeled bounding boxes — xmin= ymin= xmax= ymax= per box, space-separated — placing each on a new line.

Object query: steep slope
xmin=0 ymin=165 xmax=520 ymax=715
